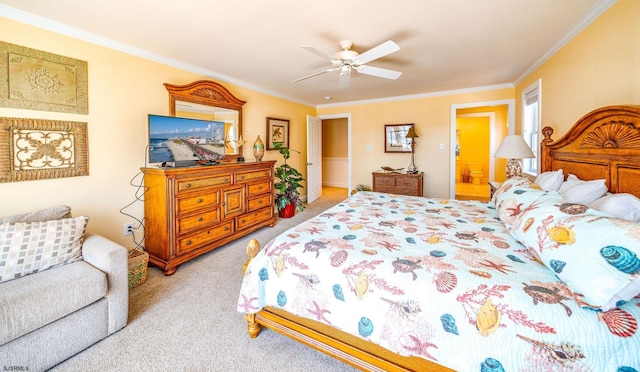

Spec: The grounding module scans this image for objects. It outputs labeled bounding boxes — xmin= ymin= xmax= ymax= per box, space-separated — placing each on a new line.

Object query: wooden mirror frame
xmin=164 ymin=80 xmax=246 ymax=162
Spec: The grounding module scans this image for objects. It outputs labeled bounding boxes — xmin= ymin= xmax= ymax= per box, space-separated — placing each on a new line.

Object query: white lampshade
xmin=494 ymin=135 xmax=535 ymax=159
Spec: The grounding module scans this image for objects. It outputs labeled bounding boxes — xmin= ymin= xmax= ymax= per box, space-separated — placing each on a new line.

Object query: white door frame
xmin=316 ymin=113 xmax=352 ymax=194
xmin=449 ymin=99 xmax=515 ymax=199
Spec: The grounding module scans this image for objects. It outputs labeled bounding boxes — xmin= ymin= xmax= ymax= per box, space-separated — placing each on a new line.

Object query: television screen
xmin=148 ymin=114 xmax=226 ymax=164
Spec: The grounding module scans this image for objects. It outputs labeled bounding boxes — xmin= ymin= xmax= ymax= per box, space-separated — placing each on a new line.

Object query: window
xmin=522 ymin=80 xmax=541 ymax=175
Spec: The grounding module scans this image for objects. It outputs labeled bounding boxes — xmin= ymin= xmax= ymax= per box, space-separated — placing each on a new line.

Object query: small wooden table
xmin=372 ymin=171 xmax=424 ymax=196
xmin=489 ymin=181 xmax=503 ymax=199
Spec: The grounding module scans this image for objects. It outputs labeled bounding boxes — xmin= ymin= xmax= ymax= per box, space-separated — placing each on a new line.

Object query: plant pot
xmin=279 ymin=203 xmax=296 ymax=218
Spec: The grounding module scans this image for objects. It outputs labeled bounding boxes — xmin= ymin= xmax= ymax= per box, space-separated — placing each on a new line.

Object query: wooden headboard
xmin=540 ymin=105 xmax=640 ymax=198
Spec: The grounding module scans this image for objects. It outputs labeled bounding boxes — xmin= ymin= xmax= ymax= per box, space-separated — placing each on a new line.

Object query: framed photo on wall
xmin=384 ymin=123 xmax=414 ymax=153
xmin=266 ymin=117 xmax=289 ymax=150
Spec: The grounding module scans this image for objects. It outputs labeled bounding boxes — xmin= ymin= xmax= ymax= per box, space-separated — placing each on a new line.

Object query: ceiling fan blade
xmin=338 ymin=66 xmax=351 ymax=89
xmin=300 ymin=45 xmax=340 ymax=65
xmin=291 ymin=68 xmax=336 ymax=83
xmin=353 ymin=40 xmax=400 ymax=65
xmin=356 ymin=65 xmax=402 ymax=80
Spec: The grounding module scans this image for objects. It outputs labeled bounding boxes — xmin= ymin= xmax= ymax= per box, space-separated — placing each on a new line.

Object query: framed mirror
xmin=165 ymin=80 xmax=246 ymax=162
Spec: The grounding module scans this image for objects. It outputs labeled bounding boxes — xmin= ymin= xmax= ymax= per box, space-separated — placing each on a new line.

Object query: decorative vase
xmin=253 ymin=135 xmax=264 ymax=161
xmin=279 ymin=203 xmax=296 ymax=218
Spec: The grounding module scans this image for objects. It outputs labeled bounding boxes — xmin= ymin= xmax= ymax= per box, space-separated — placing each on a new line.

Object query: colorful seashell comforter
xmin=238 ymin=191 xmax=640 ymax=371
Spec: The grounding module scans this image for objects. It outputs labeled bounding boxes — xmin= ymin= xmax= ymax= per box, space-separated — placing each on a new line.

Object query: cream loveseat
xmin=0 ymin=206 xmax=128 ymax=371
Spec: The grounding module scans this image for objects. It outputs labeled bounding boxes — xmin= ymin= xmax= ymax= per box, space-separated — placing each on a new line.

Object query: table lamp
xmin=405 ymin=127 xmax=419 ymax=174
xmin=493 ymin=134 xmax=535 ymax=178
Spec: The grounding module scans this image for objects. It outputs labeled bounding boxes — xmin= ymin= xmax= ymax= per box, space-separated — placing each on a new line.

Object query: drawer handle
xmin=240 ymin=175 xmax=245 ymax=179
xmin=197 ymin=198 xmax=203 ymax=203
xmin=240 ymin=219 xmax=245 ymax=223
xmin=186 ymin=240 xmax=192 ymax=245
xmin=224 ymin=178 xmax=229 ymax=182
xmin=198 ymin=217 xmax=203 ymax=222
xmin=258 ymin=186 xmax=263 ymax=190
xmin=224 ymin=227 xmax=229 ymax=231
xmin=186 ymin=183 xmax=191 ymax=188
xmin=258 ymin=200 xmax=263 ymax=204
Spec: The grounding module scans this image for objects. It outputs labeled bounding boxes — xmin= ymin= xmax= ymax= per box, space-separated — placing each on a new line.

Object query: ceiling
xmin=0 ymin=0 xmax=615 ymax=106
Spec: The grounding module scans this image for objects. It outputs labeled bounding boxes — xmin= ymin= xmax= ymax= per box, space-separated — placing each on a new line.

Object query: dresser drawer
xmin=177 ymin=191 xmax=219 ymax=214
xmin=177 ymin=221 xmax=234 ymax=255
xmin=247 ymin=193 xmax=272 ymax=211
xmin=177 ymin=175 xmax=232 ymax=193
xmin=396 ymin=178 xmax=420 ymax=188
xmin=247 ymin=180 xmax=272 ymax=197
xmin=376 ymin=176 xmax=397 ymax=186
xmin=177 ymin=210 xmax=221 ymax=234
xmin=237 ymin=169 xmax=271 ymax=182
xmin=237 ymin=207 xmax=273 ymax=230
xmin=372 ymin=172 xmax=424 ymax=197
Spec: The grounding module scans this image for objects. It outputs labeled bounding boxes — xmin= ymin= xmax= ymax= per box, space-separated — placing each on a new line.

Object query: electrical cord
xmin=119 ymin=145 xmax=149 ymax=251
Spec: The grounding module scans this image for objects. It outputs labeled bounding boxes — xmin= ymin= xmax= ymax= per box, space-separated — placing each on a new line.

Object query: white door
xmin=306 ymin=115 xmax=322 ymax=203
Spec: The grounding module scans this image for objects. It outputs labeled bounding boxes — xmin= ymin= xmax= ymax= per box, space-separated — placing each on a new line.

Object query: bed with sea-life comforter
xmin=238 ymin=105 xmax=640 ymax=371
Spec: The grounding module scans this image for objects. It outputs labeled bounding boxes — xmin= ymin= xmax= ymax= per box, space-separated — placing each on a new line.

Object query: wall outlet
xmin=124 ymin=223 xmax=134 ymax=236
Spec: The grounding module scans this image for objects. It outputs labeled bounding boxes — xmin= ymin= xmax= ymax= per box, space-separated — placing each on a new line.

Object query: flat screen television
xmin=148 ymin=114 xmax=226 ymax=164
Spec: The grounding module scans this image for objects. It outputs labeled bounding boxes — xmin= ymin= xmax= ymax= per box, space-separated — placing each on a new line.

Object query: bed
xmin=238 ymin=105 xmax=640 ymax=371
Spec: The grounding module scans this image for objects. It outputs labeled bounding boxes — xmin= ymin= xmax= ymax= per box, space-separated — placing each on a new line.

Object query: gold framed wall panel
xmin=0 ymin=41 xmax=88 ymax=114
xmin=0 ymin=117 xmax=89 ymax=183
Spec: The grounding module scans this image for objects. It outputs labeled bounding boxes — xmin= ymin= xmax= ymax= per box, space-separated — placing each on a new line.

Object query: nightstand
xmin=372 ymin=171 xmax=424 ymax=196
xmin=489 ymin=181 xmax=503 ymax=199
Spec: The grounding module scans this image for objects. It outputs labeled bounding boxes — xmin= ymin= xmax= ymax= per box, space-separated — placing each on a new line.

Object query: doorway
xmin=449 ymin=99 xmax=515 ymax=200
xmin=455 ymin=113 xmax=492 ymax=201
xmin=307 ymin=113 xmax=352 ymax=204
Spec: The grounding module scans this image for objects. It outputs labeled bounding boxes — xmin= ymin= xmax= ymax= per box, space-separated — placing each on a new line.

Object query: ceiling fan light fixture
xmin=293 ymin=39 xmax=402 ymax=88
xmin=334 ymin=49 xmax=358 ymax=61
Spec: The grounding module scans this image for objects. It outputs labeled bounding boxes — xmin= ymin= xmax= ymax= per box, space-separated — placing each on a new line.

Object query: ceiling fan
xmin=292 ymin=40 xmax=402 ymax=88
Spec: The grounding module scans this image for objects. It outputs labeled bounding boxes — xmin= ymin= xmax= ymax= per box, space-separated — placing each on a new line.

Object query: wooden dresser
xmin=372 ymin=171 xmax=424 ymax=196
xmin=143 ymin=161 xmax=276 ymax=275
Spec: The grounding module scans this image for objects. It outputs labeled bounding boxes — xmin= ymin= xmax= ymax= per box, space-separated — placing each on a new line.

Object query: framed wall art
xmin=266 ymin=117 xmax=289 ymax=150
xmin=0 ymin=41 xmax=89 ymax=114
xmin=0 ymin=117 xmax=89 ymax=183
xmin=384 ymin=123 xmax=414 ymax=153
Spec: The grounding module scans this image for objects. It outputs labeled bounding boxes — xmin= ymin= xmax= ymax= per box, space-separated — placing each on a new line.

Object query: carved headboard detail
xmin=540 ymin=105 xmax=640 ymax=198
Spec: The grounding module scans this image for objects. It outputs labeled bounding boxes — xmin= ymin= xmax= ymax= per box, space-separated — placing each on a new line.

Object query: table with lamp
xmin=490 ymin=134 xmax=536 ymax=198
xmin=372 ymin=126 xmax=424 ymax=196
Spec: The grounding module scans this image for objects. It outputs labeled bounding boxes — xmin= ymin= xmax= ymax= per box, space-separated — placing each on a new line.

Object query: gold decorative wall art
xmin=0 ymin=41 xmax=88 ymax=114
xmin=0 ymin=117 xmax=89 ymax=183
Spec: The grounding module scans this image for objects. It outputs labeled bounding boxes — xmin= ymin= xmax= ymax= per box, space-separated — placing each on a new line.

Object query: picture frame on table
xmin=266 ymin=117 xmax=289 ymax=150
xmin=384 ymin=123 xmax=414 ymax=153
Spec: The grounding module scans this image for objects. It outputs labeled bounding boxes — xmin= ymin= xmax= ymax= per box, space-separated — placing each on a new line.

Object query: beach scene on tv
xmin=148 ymin=115 xmax=227 ymax=164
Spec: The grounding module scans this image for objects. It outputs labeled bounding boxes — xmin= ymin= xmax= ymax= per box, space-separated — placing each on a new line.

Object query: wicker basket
xmin=128 ymin=249 xmax=148 ymax=289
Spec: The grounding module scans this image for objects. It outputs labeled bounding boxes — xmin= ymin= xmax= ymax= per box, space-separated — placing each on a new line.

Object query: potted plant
xmin=273 ymin=143 xmax=305 ymax=218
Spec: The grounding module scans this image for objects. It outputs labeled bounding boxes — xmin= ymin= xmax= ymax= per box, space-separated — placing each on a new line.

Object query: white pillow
xmin=590 ymin=193 xmax=640 ymax=222
xmin=557 ymin=174 xmax=580 ymax=194
xmin=534 ymin=169 xmax=564 ymax=191
xmin=558 ymin=175 xmax=608 ymax=205
xmin=0 ymin=216 xmax=88 ymax=283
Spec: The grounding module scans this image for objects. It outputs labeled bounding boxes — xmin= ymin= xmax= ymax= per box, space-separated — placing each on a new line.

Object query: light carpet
xmin=51 ymin=188 xmax=358 ymax=372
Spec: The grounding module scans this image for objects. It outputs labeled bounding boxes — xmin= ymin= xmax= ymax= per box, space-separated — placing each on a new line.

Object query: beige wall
xmin=322 ymin=118 xmax=348 ymax=157
xmin=0 ymin=17 xmax=314 ymax=248
xmin=515 ymin=0 xmax=640 ymax=136
xmin=317 ymin=88 xmax=514 ymax=198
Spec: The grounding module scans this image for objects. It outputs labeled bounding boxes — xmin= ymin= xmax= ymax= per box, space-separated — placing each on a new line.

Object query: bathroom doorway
xmin=455 ymin=113 xmax=491 ymax=201
xmin=449 ymin=99 xmax=515 ymax=200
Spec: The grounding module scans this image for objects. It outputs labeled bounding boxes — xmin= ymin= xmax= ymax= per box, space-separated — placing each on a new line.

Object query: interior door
xmin=306 ymin=115 xmax=322 ymax=203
